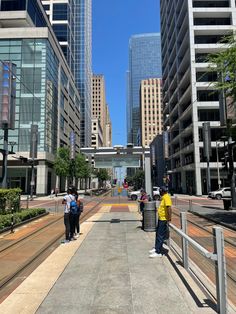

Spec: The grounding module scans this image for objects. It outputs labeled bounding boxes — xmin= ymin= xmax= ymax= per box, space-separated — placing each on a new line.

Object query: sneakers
xmin=70 ymin=237 xmax=77 ymax=241
xmin=74 ymin=234 xmax=79 ymax=239
xmin=149 ymin=252 xmax=163 ymax=258
xmin=163 ymin=242 xmax=169 ymax=249
xmin=149 ymin=248 xmax=156 ymax=254
xmin=61 ymin=239 xmax=70 ymax=244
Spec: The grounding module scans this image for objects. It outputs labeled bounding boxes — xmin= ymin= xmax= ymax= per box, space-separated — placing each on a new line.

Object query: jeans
xmin=155 ymin=220 xmax=168 ymax=254
xmin=64 ymin=213 xmax=70 ymax=240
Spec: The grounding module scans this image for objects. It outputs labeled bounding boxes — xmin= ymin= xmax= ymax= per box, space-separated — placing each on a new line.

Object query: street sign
xmin=70 ymin=131 xmax=76 ymax=159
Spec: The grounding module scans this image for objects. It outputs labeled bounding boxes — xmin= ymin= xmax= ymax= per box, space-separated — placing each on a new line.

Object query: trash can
xmin=143 ymin=201 xmax=156 ymax=232
xmin=223 ymin=198 xmax=232 ymax=210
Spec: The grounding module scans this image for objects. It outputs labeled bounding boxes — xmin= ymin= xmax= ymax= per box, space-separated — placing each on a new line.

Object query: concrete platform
xmin=0 ymin=207 xmax=217 ymax=314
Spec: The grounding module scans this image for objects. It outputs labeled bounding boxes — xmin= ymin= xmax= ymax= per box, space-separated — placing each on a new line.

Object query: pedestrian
xmin=149 ymin=186 xmax=172 ymax=257
xmin=61 ymin=188 xmax=77 ymax=243
xmin=74 ymin=191 xmax=83 ymax=237
xmin=138 ymin=189 xmax=148 ymax=229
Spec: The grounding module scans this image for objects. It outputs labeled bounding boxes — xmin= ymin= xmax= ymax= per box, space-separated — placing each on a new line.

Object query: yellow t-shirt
xmin=158 ymin=193 xmax=172 ymax=221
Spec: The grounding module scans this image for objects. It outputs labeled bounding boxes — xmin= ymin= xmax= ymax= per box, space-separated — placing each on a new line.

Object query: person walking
xmin=73 ymin=191 xmax=83 ymax=238
xmin=61 ymin=188 xmax=76 ymax=243
xmin=138 ymin=189 xmax=148 ymax=229
xmin=149 ymin=186 xmax=172 ymax=257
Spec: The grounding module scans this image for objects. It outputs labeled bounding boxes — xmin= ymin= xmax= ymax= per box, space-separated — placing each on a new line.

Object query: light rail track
xmin=172 ymin=208 xmax=236 ymax=306
xmin=0 ymin=193 xmax=111 ymax=299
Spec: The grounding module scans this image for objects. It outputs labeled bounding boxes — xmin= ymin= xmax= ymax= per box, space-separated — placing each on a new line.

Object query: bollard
xmin=175 ymin=196 xmax=177 ymax=206
xmin=180 ymin=212 xmax=188 ymax=270
xmin=188 ymin=200 xmax=192 ymax=212
xmin=10 ymin=207 xmax=14 ymax=234
xmin=213 ymin=227 xmax=227 ymax=314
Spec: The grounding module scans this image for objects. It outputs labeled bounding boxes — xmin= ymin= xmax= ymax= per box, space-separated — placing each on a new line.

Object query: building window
xmin=53 ymin=3 xmax=68 ymax=20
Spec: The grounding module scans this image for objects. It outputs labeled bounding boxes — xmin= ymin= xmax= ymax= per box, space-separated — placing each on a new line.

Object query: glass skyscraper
xmin=42 ymin=0 xmax=92 ymax=147
xmin=127 ymin=33 xmax=162 ymax=145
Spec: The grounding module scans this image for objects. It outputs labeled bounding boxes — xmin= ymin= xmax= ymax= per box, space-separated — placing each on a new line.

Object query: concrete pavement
xmin=0 ymin=203 xmax=218 ymax=314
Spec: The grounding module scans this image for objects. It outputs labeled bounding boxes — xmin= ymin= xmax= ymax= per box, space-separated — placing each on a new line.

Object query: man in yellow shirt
xmin=149 ymin=186 xmax=172 ymax=258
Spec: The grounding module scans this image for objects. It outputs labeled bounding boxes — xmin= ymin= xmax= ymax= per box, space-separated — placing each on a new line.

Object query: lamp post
xmin=216 ymin=142 xmax=221 ymax=189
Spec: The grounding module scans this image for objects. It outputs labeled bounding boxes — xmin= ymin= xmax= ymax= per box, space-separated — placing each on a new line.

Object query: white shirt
xmin=63 ymin=194 xmax=75 ymax=213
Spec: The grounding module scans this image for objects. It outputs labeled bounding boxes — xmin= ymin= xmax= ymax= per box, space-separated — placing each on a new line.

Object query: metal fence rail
xmin=169 ymin=212 xmax=227 ymax=314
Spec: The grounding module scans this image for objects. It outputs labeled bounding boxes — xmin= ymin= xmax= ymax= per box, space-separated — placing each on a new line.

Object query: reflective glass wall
xmin=127 ymin=33 xmax=162 ymax=145
xmin=0 ymin=39 xmax=59 ymax=154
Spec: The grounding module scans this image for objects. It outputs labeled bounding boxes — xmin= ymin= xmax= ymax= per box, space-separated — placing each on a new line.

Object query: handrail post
xmin=213 ymin=227 xmax=227 ymax=314
xmin=180 ymin=212 xmax=189 ymax=270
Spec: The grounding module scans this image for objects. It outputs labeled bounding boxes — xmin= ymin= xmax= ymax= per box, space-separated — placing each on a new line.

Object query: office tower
xmin=0 ymin=0 xmax=80 ymax=194
xmin=42 ymin=0 xmax=92 ymax=147
xmin=140 ymin=78 xmax=163 ymax=147
xmin=127 ymin=33 xmax=162 ymax=145
xmin=160 ymin=0 xmax=236 ymax=195
xmin=91 ymin=118 xmax=103 ymax=148
xmin=92 ymin=74 xmax=109 ymax=146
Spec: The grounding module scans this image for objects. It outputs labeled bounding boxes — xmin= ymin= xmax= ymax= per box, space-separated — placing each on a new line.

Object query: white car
xmin=128 ymin=187 xmax=160 ymax=201
xmin=153 ymin=186 xmax=161 ymax=200
xmin=208 ymin=187 xmax=231 ymax=200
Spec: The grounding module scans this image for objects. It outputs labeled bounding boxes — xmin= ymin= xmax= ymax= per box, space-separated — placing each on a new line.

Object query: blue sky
xmin=92 ymin=0 xmax=160 ymax=146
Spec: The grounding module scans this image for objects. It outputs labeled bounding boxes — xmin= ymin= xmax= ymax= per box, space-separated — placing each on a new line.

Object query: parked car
xmin=208 ymin=187 xmax=231 ymax=200
xmin=128 ymin=186 xmax=160 ymax=201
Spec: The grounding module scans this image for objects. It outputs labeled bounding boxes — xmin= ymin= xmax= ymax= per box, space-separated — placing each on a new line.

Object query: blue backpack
xmin=69 ymin=196 xmax=78 ymax=214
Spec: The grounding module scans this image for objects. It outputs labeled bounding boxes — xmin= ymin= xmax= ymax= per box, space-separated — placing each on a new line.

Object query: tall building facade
xmin=127 ymin=33 xmax=162 ymax=145
xmin=0 ymin=0 xmax=80 ymax=194
xmin=92 ymin=74 xmax=112 ymax=147
xmin=91 ymin=118 xmax=103 ymax=148
xmin=42 ymin=0 xmax=92 ymax=147
xmin=140 ymin=78 xmax=163 ymax=147
xmin=160 ymin=0 xmax=236 ymax=195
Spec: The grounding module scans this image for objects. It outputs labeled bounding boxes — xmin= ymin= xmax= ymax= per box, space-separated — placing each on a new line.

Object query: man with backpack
xmin=62 ymin=188 xmax=77 ymax=243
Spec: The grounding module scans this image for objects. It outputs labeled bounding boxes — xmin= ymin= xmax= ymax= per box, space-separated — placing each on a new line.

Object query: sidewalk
xmin=0 ymin=207 xmax=217 ymax=314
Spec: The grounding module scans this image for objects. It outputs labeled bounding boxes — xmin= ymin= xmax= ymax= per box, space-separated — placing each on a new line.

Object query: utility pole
xmin=203 ymin=122 xmax=212 ymax=194
xmin=30 ymin=125 xmax=38 ymax=200
xmin=216 ymin=142 xmax=221 ymax=189
xmin=228 ymin=134 xmax=236 ymax=208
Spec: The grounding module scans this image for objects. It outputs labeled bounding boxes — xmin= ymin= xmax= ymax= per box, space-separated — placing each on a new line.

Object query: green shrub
xmin=0 ymin=208 xmax=46 ymax=231
xmin=0 ymin=188 xmax=22 ymax=214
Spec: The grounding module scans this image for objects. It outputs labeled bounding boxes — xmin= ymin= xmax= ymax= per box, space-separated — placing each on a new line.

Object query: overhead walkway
xmin=0 ymin=202 xmax=219 ymax=314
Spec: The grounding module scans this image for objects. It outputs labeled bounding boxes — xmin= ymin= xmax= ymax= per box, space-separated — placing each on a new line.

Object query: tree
xmin=95 ymin=169 xmax=109 ymax=188
xmin=208 ymin=34 xmax=236 ymax=208
xmin=75 ymin=153 xmax=91 ymax=191
xmin=54 ymin=147 xmax=70 ymax=178
xmin=132 ymin=170 xmax=145 ymax=190
xmin=208 ymin=34 xmax=236 ymax=104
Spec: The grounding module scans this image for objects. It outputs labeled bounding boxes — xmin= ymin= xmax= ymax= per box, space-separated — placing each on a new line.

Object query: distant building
xmin=127 ymin=33 xmax=162 ymax=145
xmin=140 ymin=78 xmax=163 ymax=147
xmin=160 ymin=0 xmax=236 ymax=195
xmin=0 ymin=0 xmax=80 ymax=194
xmin=42 ymin=0 xmax=92 ymax=148
xmin=91 ymin=118 xmax=103 ymax=148
xmin=92 ymin=74 xmax=112 ymax=147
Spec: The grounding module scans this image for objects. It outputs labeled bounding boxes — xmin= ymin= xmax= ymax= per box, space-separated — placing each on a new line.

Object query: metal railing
xmin=169 ymin=212 xmax=227 ymax=314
